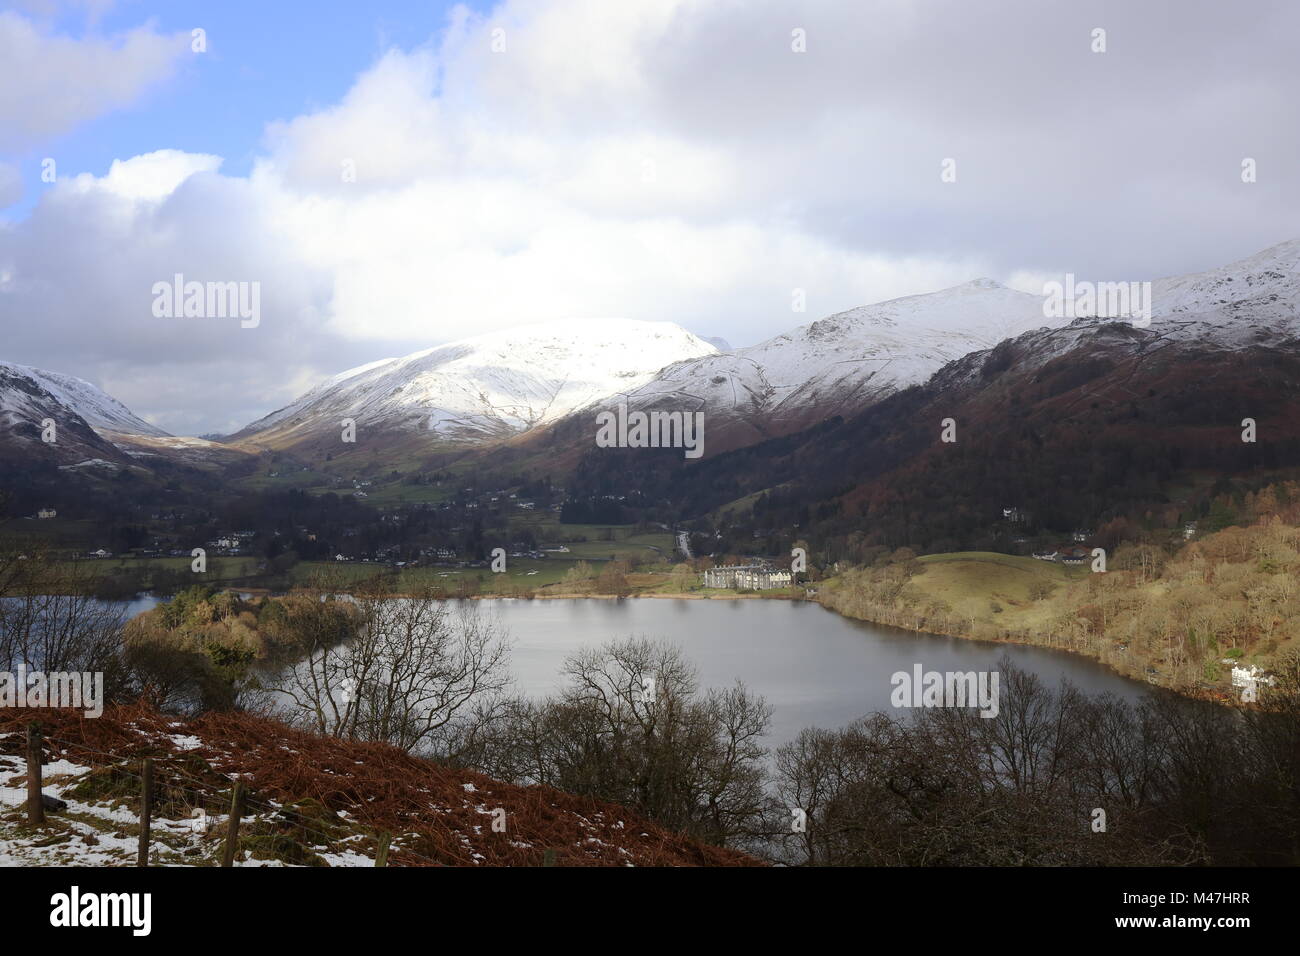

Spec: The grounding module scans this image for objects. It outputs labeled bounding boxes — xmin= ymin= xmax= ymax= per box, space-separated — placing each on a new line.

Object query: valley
xmin=5 ymin=240 xmax=1300 ymax=704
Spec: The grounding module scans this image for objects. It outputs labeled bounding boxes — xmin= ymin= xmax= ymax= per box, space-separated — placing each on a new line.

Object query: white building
xmin=702 ymin=565 xmax=793 ymax=590
xmin=1231 ymin=664 xmax=1275 ymax=688
xmin=37 ymin=508 xmax=56 ymax=519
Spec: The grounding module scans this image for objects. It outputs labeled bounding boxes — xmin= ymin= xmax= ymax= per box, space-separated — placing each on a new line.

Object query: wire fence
xmin=2 ymin=725 xmax=446 ymax=867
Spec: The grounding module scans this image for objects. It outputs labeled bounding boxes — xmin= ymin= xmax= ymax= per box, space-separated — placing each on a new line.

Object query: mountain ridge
xmin=5 ymin=238 xmax=1300 ymax=474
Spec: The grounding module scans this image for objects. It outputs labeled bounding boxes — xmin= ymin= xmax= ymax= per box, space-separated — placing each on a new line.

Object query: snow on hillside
xmin=928 ymin=241 xmax=1300 ymax=396
xmin=617 ymin=241 xmax=1300 ymax=437
xmin=234 ymin=319 xmax=718 ymax=444
xmin=619 ymin=279 xmax=1065 ymax=430
xmin=0 ymin=704 xmax=757 ymax=867
xmin=0 ymin=361 xmax=167 ymax=438
xmin=1153 ymin=238 xmax=1300 ymax=321
xmin=14 ymin=237 xmax=1283 ymax=460
xmin=1145 ymin=239 xmax=1300 ymax=348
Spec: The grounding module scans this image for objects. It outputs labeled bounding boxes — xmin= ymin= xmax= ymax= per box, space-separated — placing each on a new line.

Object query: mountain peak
xmin=0 ymin=360 xmax=168 ymax=438
xmin=231 ymin=319 xmax=717 ymax=448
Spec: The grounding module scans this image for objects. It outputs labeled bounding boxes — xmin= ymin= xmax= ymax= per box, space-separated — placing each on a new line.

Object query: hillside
xmin=817 ymin=505 xmax=1300 ymax=694
xmin=596 ymin=279 xmax=1065 ymax=454
xmin=559 ymin=308 xmax=1300 ymax=558
xmin=226 ymin=319 xmax=718 ymax=456
xmin=0 ymin=703 xmax=758 ymax=867
xmin=0 ymin=360 xmax=250 ymax=483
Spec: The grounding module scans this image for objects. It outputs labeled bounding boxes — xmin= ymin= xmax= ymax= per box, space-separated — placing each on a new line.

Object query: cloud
xmin=66 ymin=150 xmax=224 ymax=202
xmin=0 ymin=10 xmax=190 ymax=151
xmin=0 ymin=162 xmax=22 ymax=208
xmin=1 ymin=0 xmax=1299 ymax=435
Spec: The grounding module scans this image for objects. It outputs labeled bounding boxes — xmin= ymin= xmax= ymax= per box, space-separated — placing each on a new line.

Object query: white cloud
xmin=1 ymin=0 xmax=1299 ymax=435
xmin=66 ymin=150 xmax=223 ymax=202
xmin=0 ymin=10 xmax=190 ymax=151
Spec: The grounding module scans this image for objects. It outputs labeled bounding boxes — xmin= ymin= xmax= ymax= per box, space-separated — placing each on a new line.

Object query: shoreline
xmin=122 ymin=580 xmax=1224 ymax=703
xmin=462 ymin=587 xmax=1222 ymax=703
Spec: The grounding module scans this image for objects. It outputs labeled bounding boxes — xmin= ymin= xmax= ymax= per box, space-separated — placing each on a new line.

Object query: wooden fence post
xmin=25 ymin=723 xmax=44 ymax=827
xmin=137 ymin=758 xmax=154 ymax=867
xmin=375 ymin=832 xmax=391 ymax=867
xmin=220 ymin=780 xmax=246 ymax=868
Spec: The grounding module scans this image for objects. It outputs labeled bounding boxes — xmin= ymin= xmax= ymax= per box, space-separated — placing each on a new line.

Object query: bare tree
xmin=0 ymin=552 xmax=129 ymax=696
xmin=273 ymin=577 xmax=512 ymax=756
xmin=481 ymin=637 xmax=771 ymax=848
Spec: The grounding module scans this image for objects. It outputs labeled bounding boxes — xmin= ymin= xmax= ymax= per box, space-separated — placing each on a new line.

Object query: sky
xmin=1 ymin=0 xmax=1298 ymax=436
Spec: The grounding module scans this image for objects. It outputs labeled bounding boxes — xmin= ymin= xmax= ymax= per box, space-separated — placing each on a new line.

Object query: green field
xmin=911 ymin=551 xmax=1088 ymax=628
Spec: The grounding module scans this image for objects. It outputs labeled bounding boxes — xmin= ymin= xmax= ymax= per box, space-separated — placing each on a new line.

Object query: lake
xmin=109 ymin=595 xmax=1149 ymax=743
xmin=106 ymin=594 xmax=1151 ymax=746
xmin=488 ymin=597 xmax=1150 ymax=744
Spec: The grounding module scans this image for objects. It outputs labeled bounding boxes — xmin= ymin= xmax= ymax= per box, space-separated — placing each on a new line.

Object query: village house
xmin=37 ymin=508 xmax=56 ymax=519
xmin=1230 ymin=664 xmax=1275 ymax=688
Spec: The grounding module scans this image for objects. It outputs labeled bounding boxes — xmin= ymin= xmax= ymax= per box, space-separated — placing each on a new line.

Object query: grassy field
xmin=2 ymin=517 xmax=105 ymax=548
xmin=911 ymin=551 xmax=1088 ymax=630
xmin=505 ymin=515 xmax=676 ymax=562
xmin=57 ymin=555 xmax=261 ymax=582
xmin=555 ymin=532 xmax=675 ymax=562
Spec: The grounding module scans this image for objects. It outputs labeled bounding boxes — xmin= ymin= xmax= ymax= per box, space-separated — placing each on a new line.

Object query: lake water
xmin=108 ymin=594 xmax=1151 ymax=746
xmin=490 ymin=597 xmax=1150 ymax=744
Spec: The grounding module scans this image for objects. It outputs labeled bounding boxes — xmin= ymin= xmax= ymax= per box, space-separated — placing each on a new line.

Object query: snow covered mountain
xmin=1144 ymin=238 xmax=1300 ymax=349
xmin=562 ymin=242 xmax=1300 ymax=546
xmin=0 ymin=361 xmax=167 ymax=439
xmin=229 ymin=319 xmax=718 ymax=449
xmin=0 ymin=360 xmax=169 ymax=469
xmin=1153 ymin=238 xmax=1300 ymax=322
xmin=0 ymin=361 xmax=248 ymax=473
xmin=605 ymin=279 xmax=1067 ymax=452
xmin=583 ymin=239 xmax=1300 ymax=454
xmin=227 ymin=239 xmax=1300 ymax=463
